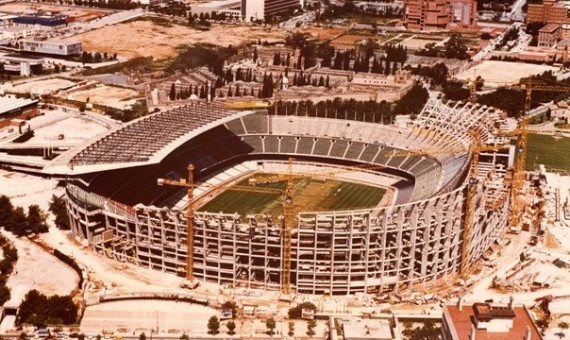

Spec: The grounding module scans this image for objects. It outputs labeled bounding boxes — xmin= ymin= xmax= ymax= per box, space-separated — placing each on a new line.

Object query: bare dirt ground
xmin=11 ymin=78 xmax=77 ymax=95
xmin=64 ymin=20 xmax=345 ymax=60
xmin=2 ymin=231 xmax=79 ymax=308
xmin=455 ymin=60 xmax=558 ymax=86
xmin=63 ymin=85 xmax=141 ymax=109
xmin=0 ymin=2 xmax=109 ymax=22
xmin=64 ymin=21 xmax=287 ymax=59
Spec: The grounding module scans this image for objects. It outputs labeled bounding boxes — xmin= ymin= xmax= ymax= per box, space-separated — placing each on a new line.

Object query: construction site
xmin=53 ymin=96 xmax=518 ymax=296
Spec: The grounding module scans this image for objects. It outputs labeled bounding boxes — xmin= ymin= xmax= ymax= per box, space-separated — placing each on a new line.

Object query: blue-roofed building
xmin=13 ymin=14 xmax=68 ymax=30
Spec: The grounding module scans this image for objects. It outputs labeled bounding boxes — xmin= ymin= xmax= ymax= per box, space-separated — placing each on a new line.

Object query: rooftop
xmin=444 ymin=303 xmax=542 ymax=340
xmin=539 ymin=23 xmax=560 ymax=33
xmin=341 ymin=318 xmax=393 ymax=340
xmin=0 ymin=95 xmax=38 ymax=116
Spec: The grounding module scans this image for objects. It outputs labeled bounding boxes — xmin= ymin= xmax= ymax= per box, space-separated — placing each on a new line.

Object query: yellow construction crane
xmin=507 ymin=78 xmax=570 ymax=230
xmin=158 ymin=165 xmax=286 ymax=282
xmin=157 ymin=164 xmax=197 ymax=282
xmin=459 ymin=131 xmax=511 ymax=277
xmin=158 ymin=160 xmax=387 ymax=293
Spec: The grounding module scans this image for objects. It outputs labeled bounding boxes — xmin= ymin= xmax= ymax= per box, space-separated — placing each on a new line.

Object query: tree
xmin=27 ymin=205 xmax=47 ymax=233
xmin=289 ymin=302 xmax=317 ymax=319
xmin=93 ymin=52 xmax=102 ymax=63
xmin=222 ymin=301 xmax=238 ymax=319
xmin=179 ymin=333 xmax=189 ymax=340
xmin=306 ymin=320 xmax=316 ymax=337
xmin=48 ymin=195 xmax=70 ymax=230
xmin=6 ymin=206 xmax=27 ymax=235
xmin=227 ymin=321 xmax=236 ymax=335
xmin=169 ymin=83 xmax=176 ymax=101
xmin=288 ymin=322 xmax=294 ymax=336
xmin=430 ymin=63 xmax=448 ymax=87
xmin=444 ymin=33 xmax=468 ymax=59
xmin=139 ymin=333 xmax=146 ymax=340
xmin=402 ymin=320 xmax=440 ymax=340
xmin=0 ymin=195 xmax=13 ymax=227
xmin=560 ymin=322 xmax=569 ymax=329
xmin=208 ymin=316 xmax=220 ymax=335
xmin=266 ymin=318 xmax=276 ymax=336
xmin=393 ymin=84 xmax=429 ymax=116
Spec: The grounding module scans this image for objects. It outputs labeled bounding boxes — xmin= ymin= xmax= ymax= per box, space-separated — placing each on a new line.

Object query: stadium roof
xmin=44 ymin=103 xmax=254 ymax=175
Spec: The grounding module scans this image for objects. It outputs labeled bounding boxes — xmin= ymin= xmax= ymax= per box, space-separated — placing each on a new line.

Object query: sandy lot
xmin=81 ymin=300 xmax=217 ymax=335
xmin=2 ymin=232 xmax=79 ymax=307
xmin=64 ymin=20 xmax=291 ymax=59
xmin=0 ymin=170 xmax=61 ymax=212
xmin=400 ymin=37 xmax=444 ymax=50
xmin=11 ymin=78 xmax=77 ymax=95
xmin=64 ymin=85 xmax=141 ymax=109
xmin=0 ymin=2 xmax=109 ymax=22
xmin=455 ymin=60 xmax=558 ymax=86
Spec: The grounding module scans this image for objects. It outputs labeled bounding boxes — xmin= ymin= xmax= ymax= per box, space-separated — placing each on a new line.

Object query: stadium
xmin=52 ymin=98 xmax=514 ymax=295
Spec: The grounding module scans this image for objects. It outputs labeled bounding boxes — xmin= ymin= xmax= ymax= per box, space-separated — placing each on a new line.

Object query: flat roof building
xmin=0 ymin=95 xmax=38 ymax=124
xmin=13 ymin=14 xmax=69 ymax=30
xmin=527 ymin=0 xmax=568 ymax=24
xmin=20 ymin=39 xmax=82 ymax=56
xmin=442 ymin=299 xmax=543 ymax=340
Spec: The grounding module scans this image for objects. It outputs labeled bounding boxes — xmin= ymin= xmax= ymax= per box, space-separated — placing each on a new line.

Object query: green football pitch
xmin=198 ymin=174 xmax=386 ymax=216
xmin=526 ymin=134 xmax=570 ymax=172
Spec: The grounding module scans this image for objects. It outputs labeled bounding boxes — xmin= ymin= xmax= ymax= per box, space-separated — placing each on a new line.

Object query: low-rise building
xmin=13 ymin=14 xmax=69 ymax=30
xmin=190 ymin=0 xmax=241 ymax=16
xmin=0 ymin=95 xmax=38 ymax=123
xmin=442 ymin=299 xmax=543 ymax=340
xmin=1 ymin=54 xmax=43 ymax=76
xmin=20 ymin=39 xmax=82 ymax=56
xmin=538 ymin=23 xmax=561 ymax=48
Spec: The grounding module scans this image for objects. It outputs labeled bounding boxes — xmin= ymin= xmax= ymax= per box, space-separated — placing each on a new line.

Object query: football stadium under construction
xmin=56 ymin=99 xmax=516 ymax=295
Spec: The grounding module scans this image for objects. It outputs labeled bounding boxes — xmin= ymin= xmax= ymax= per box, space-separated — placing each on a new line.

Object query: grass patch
xmin=198 ymin=174 xmax=385 ymax=217
xmin=80 ymin=56 xmax=153 ymax=76
xmin=526 ymin=133 xmax=570 ymax=172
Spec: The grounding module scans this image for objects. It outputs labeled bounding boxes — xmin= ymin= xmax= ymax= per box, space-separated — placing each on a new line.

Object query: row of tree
xmin=206 ymin=315 xmax=317 ymax=337
xmin=415 ymin=34 xmax=468 ymax=60
xmin=81 ymin=51 xmax=117 ymax=64
xmin=0 ymin=235 xmax=17 ymax=306
xmin=16 ymin=290 xmax=78 ymax=326
xmin=0 ymin=195 xmax=47 ymax=235
xmin=267 ymin=84 xmax=429 ymax=121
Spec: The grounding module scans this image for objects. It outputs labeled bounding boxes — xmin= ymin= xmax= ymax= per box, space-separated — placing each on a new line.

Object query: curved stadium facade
xmin=58 ymin=99 xmax=513 ymax=295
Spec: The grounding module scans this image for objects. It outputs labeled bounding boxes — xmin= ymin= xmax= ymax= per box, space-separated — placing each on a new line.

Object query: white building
xmin=20 ymin=39 xmax=82 ymax=56
xmin=190 ymin=0 xmax=241 ymax=16
xmin=242 ymin=0 xmax=300 ymax=21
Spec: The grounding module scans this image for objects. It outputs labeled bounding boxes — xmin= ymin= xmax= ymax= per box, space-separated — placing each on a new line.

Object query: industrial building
xmin=403 ymin=0 xmax=477 ymax=31
xmin=20 ymin=39 xmax=82 ymax=56
xmin=442 ymin=299 xmax=543 ymax=339
xmin=58 ymin=98 xmax=513 ymax=295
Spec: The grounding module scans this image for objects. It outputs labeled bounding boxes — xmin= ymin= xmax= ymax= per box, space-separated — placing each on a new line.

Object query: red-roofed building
xmin=442 ymin=298 xmax=543 ymax=340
